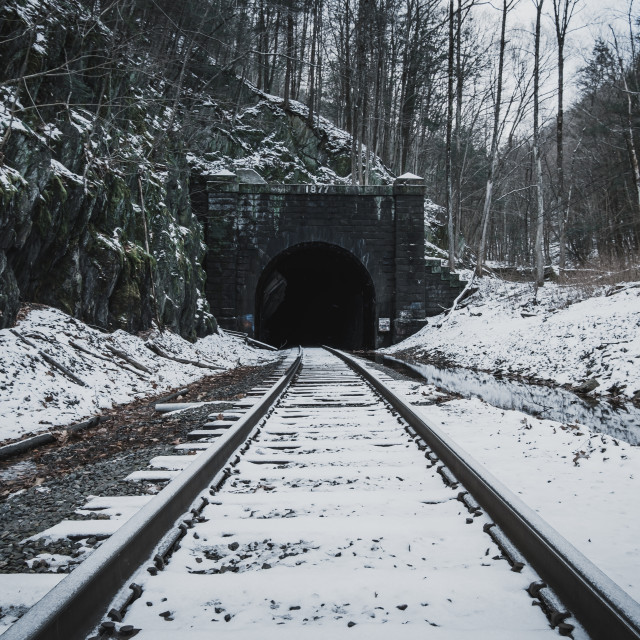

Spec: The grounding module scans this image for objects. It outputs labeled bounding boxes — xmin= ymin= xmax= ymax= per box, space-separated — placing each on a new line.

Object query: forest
xmin=2 ymin=0 xmax=640 ymax=289
xmin=223 ymin=0 xmax=640 ymax=280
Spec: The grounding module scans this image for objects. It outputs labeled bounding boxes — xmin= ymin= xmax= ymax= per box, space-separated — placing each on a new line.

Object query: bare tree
xmin=307 ymin=0 xmax=321 ymax=124
xmin=552 ymin=0 xmax=582 ymax=275
xmin=446 ymin=0 xmax=456 ymax=269
xmin=475 ymin=0 xmax=516 ymax=277
xmin=533 ymin=0 xmax=545 ymax=288
xmin=610 ymin=26 xmax=640 ymax=221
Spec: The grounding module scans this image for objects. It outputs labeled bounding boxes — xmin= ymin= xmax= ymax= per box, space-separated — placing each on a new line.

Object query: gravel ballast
xmin=0 ymin=359 xmax=284 ymax=575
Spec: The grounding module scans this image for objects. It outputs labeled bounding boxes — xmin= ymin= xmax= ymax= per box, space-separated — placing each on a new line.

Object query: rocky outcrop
xmin=0 ymin=0 xmax=392 ymax=337
xmin=183 ymin=81 xmax=392 ymax=185
xmin=0 ymin=0 xmax=213 ymax=336
xmin=0 ymin=118 xmax=215 ymax=337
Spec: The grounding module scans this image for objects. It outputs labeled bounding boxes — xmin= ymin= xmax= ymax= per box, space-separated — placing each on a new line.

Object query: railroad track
xmin=3 ymin=348 xmax=640 ymax=639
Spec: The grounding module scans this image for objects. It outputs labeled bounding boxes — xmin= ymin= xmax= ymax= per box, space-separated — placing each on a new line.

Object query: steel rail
xmin=3 ymin=349 xmax=301 ymax=640
xmin=328 ymin=347 xmax=640 ymax=640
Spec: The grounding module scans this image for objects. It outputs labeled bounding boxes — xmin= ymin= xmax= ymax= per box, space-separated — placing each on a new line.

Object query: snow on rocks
xmin=49 ymin=159 xmax=83 ymax=185
xmin=186 ymin=83 xmax=395 ymax=186
xmin=0 ymin=573 xmax=65 ymax=635
xmin=386 ymin=275 xmax=640 ymax=401
xmin=0 ymin=306 xmax=277 ymax=443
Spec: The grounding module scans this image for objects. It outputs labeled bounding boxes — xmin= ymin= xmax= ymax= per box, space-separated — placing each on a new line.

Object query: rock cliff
xmin=0 ymin=0 xmax=392 ymax=337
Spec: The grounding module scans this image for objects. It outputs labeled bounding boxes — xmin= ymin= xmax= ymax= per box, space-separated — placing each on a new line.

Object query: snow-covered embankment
xmin=386 ymin=276 xmax=640 ymax=401
xmin=0 ymin=307 xmax=277 ymax=443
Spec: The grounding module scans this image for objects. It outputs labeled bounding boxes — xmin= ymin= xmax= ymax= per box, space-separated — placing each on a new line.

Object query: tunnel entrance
xmin=255 ymin=243 xmax=376 ymax=349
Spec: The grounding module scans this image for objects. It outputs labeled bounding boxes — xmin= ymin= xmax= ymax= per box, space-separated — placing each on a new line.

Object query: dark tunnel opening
xmin=255 ymin=243 xmax=376 ymax=350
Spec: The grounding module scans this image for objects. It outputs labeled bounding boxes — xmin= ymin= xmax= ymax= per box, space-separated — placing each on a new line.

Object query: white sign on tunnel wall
xmin=378 ymin=318 xmax=390 ymax=332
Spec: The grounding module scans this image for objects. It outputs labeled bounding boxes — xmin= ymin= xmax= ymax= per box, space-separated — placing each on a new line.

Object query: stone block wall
xmin=205 ymin=174 xmax=464 ymax=347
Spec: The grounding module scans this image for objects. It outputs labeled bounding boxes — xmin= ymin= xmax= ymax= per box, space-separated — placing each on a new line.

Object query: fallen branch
xmin=0 ymin=416 xmax=105 ymax=461
xmin=606 ymin=282 xmax=640 ymax=296
xmin=11 ymin=329 xmax=88 ymax=387
xmin=223 ymin=329 xmax=248 ymax=338
xmin=146 ymin=341 xmax=223 ymax=370
xmin=69 ymin=339 xmax=113 ymax=362
xmin=246 ymin=337 xmax=278 ymax=351
xmin=0 ymin=432 xmax=55 ymax=460
xmin=69 ymin=339 xmax=149 ymax=379
xmin=436 ymin=273 xmax=477 ymax=328
xmin=104 ymin=343 xmax=153 ymax=374
xmin=595 ymin=340 xmax=632 ymax=350
xmin=147 ymin=387 xmax=190 ymax=407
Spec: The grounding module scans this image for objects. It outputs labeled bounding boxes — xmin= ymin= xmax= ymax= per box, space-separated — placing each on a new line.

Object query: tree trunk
xmin=284 ymin=10 xmax=294 ymax=108
xmin=307 ymin=0 xmax=318 ymax=124
xmin=454 ymin=0 xmax=463 ymax=257
xmin=295 ymin=0 xmax=310 ymax=100
xmin=446 ymin=0 xmax=455 ymax=270
xmin=476 ymin=0 xmax=508 ymax=277
xmin=617 ymin=53 xmax=640 ymax=217
xmin=552 ymin=0 xmax=580 ymax=276
xmin=533 ymin=0 xmax=545 ymax=288
xmin=557 ymin=50 xmax=566 ymax=275
xmin=267 ymin=8 xmax=281 ymax=93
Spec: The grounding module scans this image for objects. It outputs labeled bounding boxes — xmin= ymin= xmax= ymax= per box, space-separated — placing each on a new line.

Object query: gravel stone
xmin=0 ymin=359 xmax=284 ymax=574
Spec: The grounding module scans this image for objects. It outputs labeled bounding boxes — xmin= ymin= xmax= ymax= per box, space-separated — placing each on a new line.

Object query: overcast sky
xmin=477 ymin=0 xmax=636 ymax=107
xmin=510 ymin=0 xmax=633 ymax=56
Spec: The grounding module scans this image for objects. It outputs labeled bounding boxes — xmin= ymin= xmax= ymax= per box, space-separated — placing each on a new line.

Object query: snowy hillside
xmin=186 ymin=87 xmax=394 ymax=184
xmin=0 ymin=306 xmax=277 ymax=443
xmin=385 ymin=275 xmax=640 ymax=403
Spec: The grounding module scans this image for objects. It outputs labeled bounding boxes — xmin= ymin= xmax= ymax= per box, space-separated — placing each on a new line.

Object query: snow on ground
xmin=0 ymin=306 xmax=278 ymax=443
xmin=375 ymin=372 xmax=640 ymax=604
xmin=0 ymin=574 xmax=65 ymax=635
xmin=426 ymin=398 xmax=640 ymax=602
xmin=386 ymin=275 xmax=640 ymax=401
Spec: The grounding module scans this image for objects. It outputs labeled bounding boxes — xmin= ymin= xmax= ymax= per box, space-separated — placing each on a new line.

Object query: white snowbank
xmin=369 ymin=371 xmax=640 ymax=604
xmin=0 ymin=574 xmax=65 ymax=635
xmin=0 ymin=307 xmax=278 ymax=443
xmin=423 ymin=396 xmax=640 ymax=602
xmin=386 ymin=275 xmax=640 ymax=400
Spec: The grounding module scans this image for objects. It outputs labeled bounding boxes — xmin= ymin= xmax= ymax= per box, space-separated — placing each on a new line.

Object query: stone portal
xmin=204 ymin=173 xmax=464 ymax=348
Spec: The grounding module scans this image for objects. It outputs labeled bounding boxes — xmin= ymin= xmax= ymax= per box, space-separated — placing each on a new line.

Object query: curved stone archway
xmin=255 ymin=243 xmax=376 ymax=349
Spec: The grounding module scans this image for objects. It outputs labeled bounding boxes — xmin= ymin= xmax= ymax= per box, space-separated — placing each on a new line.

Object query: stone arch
xmin=255 ymin=242 xmax=376 ymax=349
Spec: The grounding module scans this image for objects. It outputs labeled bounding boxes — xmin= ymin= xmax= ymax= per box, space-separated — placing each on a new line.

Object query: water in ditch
xmin=361 ymin=353 xmax=640 ymax=446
